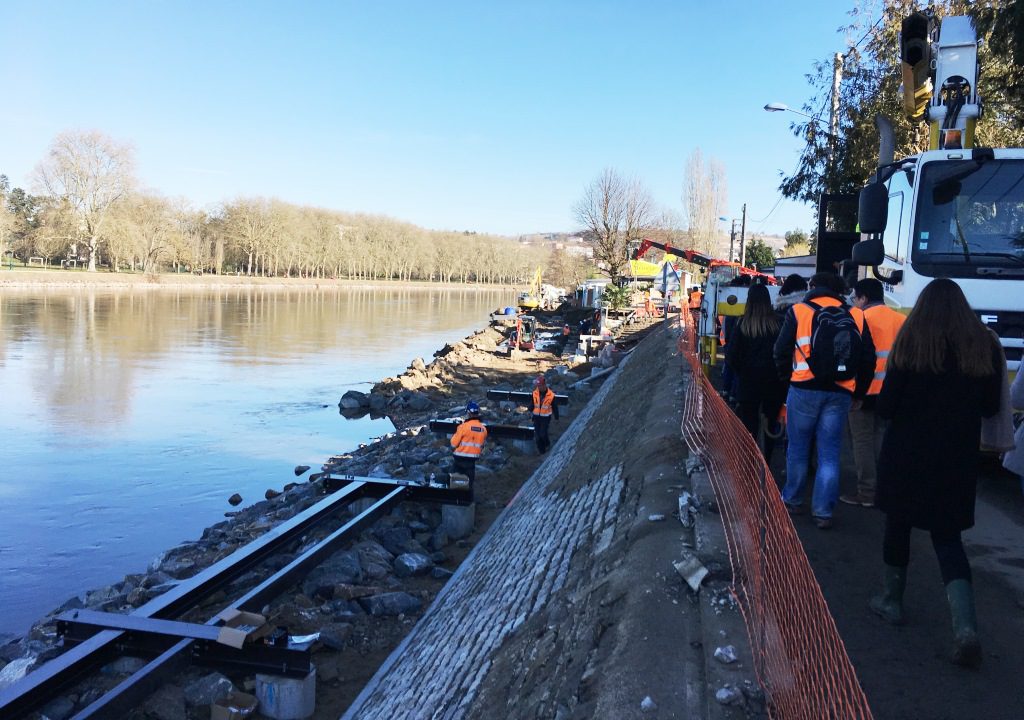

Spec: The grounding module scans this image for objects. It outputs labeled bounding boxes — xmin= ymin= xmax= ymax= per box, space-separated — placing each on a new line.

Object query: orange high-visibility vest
xmin=689 ymin=291 xmax=702 ymax=309
xmin=863 ymin=304 xmax=906 ymax=395
xmin=533 ymin=388 xmax=555 ymax=417
xmin=791 ymin=298 xmax=866 ymax=393
xmin=451 ymin=418 xmax=488 ymax=458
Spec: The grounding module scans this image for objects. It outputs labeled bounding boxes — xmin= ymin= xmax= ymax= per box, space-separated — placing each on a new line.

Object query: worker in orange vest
xmin=773 ymin=272 xmax=876 ymax=529
xmin=840 ymin=278 xmax=906 ymax=509
xmin=531 ymin=375 xmax=559 ymax=454
xmin=688 ymin=286 xmax=703 ymax=309
xmin=450 ymin=401 xmax=488 ymax=482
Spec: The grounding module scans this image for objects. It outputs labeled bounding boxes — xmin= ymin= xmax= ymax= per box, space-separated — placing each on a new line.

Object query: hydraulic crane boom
xmin=900 ymin=10 xmax=981 ymax=150
xmin=632 ymin=238 xmax=778 ymax=284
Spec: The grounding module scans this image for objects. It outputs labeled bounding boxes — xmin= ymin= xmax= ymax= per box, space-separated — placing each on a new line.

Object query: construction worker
xmin=450 ymin=401 xmax=488 ymax=482
xmin=688 ymin=286 xmax=703 ymax=310
xmin=773 ymin=272 xmax=876 ymax=529
xmin=531 ymin=375 xmax=559 ymax=454
xmin=840 ymin=278 xmax=906 ymax=508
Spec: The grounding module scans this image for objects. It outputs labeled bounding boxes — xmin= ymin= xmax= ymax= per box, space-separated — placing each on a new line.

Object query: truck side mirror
xmin=858 ymin=182 xmax=889 ymax=234
xmin=852 ymin=238 xmax=884 ymax=266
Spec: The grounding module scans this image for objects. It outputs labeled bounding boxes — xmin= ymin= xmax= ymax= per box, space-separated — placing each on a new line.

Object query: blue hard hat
xmin=466 ymin=401 xmax=480 ymax=415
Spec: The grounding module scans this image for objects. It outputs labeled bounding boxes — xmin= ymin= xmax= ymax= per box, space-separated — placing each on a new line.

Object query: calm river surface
xmin=0 ymin=285 xmax=512 ymax=638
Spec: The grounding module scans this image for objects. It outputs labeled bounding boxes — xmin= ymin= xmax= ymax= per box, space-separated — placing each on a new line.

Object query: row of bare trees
xmin=572 ymin=149 xmax=730 ymax=280
xmin=1 ymin=131 xmax=552 ymax=283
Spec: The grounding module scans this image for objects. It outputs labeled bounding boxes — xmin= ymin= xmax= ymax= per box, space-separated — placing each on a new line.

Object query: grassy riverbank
xmin=0 ymin=267 xmax=516 ymax=291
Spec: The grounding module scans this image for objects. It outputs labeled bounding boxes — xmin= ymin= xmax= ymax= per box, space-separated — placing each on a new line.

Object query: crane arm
xmin=899 ymin=11 xmax=981 ymax=150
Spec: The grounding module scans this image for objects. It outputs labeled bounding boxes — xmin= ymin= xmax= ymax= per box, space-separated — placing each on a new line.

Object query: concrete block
xmin=255 ymin=666 xmax=316 ymax=719
xmin=440 ymin=503 xmax=475 ymax=540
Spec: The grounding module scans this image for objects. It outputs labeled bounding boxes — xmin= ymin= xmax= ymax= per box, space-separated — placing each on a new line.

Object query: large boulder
xmin=393 ymin=553 xmax=434 ymax=578
xmin=339 ymin=390 xmax=370 ymax=409
xmin=358 ymin=592 xmax=423 ymax=617
xmin=407 ymin=393 xmax=432 ymax=411
xmin=376 ymin=526 xmax=426 ymax=556
xmin=144 ymin=685 xmax=187 ymax=720
xmin=301 ymin=550 xmax=363 ymax=599
xmin=183 ymin=672 xmax=235 ymax=707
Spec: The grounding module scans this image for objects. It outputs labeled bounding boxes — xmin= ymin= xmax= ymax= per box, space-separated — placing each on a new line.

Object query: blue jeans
xmin=782 ymin=386 xmax=853 ymax=518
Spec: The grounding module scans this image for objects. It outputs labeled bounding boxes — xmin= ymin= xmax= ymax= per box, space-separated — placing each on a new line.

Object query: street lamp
xmin=765 ymin=100 xmax=840 ymax=194
xmin=763 ymin=102 xmax=827 ymax=126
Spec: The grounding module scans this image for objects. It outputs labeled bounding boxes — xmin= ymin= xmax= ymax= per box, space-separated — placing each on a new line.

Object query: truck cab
xmin=856 ymin=148 xmax=1024 ymax=372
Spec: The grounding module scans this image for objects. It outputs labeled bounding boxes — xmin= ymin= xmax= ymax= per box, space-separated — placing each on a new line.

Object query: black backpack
xmin=799 ymin=300 xmax=863 ymax=382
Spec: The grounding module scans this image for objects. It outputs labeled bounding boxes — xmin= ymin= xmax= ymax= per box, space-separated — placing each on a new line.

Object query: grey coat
xmin=1002 ymin=370 xmax=1024 ymax=477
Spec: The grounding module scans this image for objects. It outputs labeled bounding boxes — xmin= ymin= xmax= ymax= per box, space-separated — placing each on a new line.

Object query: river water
xmin=0 ymin=285 xmax=513 ymax=638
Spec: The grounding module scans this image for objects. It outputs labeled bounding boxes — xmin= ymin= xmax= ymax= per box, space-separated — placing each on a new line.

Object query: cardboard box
xmin=210 ymin=691 xmax=258 ymax=720
xmin=215 ymin=608 xmax=271 ymax=649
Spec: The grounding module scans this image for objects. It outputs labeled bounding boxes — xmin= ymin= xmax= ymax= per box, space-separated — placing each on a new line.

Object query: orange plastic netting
xmin=677 ymin=310 xmax=873 ymax=720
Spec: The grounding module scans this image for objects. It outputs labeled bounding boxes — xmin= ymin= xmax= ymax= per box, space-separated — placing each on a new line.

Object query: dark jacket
xmin=772 ymin=287 xmax=876 ymax=396
xmin=875 ymin=338 xmax=1003 ymax=532
xmin=725 ymin=318 xmax=786 ymax=404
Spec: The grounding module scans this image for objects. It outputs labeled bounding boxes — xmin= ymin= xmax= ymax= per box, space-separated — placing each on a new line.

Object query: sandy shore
xmin=0 ymin=269 xmax=514 ymax=292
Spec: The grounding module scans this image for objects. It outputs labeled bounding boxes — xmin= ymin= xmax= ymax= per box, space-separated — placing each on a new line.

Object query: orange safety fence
xmin=676 ymin=310 xmax=873 ymax=720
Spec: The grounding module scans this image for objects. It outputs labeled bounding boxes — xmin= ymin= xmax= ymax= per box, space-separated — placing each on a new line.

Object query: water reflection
xmin=0 ymin=285 xmax=511 ymax=637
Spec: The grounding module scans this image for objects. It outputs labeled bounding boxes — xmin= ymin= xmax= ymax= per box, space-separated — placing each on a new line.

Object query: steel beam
xmin=57 ymin=610 xmax=311 ymax=678
xmin=69 ymin=489 xmax=405 ymax=720
xmin=320 ymin=473 xmax=472 ymax=506
xmin=0 ymin=481 xmax=369 ymax=718
xmin=428 ymin=419 xmax=535 ymax=440
xmin=486 ymin=389 xmax=569 ymax=406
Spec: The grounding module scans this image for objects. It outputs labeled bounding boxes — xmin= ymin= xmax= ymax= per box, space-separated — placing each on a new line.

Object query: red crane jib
xmin=632 ymin=239 xmax=778 ymax=284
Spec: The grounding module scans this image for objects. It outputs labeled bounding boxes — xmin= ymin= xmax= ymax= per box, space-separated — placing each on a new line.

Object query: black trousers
xmin=882 ymin=514 xmax=972 ymax=584
xmin=452 ymin=455 xmax=476 ymax=482
xmin=737 ymin=396 xmax=784 ymax=463
xmin=533 ymin=415 xmax=552 ymax=453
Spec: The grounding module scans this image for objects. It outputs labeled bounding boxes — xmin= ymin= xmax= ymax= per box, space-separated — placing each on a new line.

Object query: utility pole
xmin=739 ymin=204 xmax=747 ymax=267
xmin=728 ymin=220 xmax=738 ymax=262
xmin=828 ymin=52 xmax=843 ymax=192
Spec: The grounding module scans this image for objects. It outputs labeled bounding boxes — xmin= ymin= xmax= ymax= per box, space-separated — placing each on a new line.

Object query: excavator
xmin=853 ymin=10 xmax=1024 ymax=374
xmin=517 ymin=268 xmax=543 ymax=310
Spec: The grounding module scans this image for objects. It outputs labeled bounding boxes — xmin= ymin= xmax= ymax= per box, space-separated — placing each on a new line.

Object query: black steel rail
xmin=428 ymin=419 xmax=536 ymax=440
xmin=69 ymin=489 xmax=404 ymax=720
xmin=485 ymin=389 xmax=569 ymax=406
xmin=0 ymin=476 xmax=447 ymax=719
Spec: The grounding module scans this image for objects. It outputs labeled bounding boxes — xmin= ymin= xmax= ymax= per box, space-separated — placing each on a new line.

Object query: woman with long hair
xmin=725 ymin=283 xmax=786 ymax=461
xmin=869 ymin=278 xmax=1003 ymax=668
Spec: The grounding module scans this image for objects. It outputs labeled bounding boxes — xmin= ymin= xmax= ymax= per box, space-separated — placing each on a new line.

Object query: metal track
xmin=0 ymin=479 xmax=419 ymax=718
xmin=485 ymin=389 xmax=568 ymax=406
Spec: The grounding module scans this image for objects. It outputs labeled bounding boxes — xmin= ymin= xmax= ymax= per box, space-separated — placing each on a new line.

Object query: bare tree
xmin=33 ymin=130 xmax=135 ymax=271
xmin=682 ymin=149 xmax=728 ymax=257
xmin=573 ymin=168 xmax=654 ymax=279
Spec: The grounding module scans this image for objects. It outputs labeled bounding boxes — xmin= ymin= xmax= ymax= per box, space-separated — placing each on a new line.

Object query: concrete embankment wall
xmin=343 ymin=322 xmax=737 ymax=719
xmin=343 ymin=334 xmax=632 ymax=718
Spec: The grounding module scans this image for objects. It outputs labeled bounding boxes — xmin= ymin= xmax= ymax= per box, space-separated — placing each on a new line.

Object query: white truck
xmin=853 ymin=12 xmax=1024 ymax=373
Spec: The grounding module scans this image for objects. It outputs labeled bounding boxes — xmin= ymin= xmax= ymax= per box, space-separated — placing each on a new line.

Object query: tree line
xmin=0 ymin=130 xmax=554 ymax=284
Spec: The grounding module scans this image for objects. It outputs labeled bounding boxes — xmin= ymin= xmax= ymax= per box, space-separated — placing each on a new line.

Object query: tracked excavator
xmin=853 ymin=10 xmax=1024 ymax=373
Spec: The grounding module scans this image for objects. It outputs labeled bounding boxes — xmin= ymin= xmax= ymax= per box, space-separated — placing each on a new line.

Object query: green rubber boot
xmin=869 ymin=565 xmax=907 ymax=625
xmin=946 ymin=579 xmax=982 ymax=668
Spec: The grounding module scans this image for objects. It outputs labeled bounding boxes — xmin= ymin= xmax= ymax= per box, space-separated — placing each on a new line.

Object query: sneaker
xmin=813 ymin=516 xmax=834 ymax=530
xmin=784 ymin=503 xmax=804 ymax=516
xmin=840 ymin=493 xmax=875 ymax=508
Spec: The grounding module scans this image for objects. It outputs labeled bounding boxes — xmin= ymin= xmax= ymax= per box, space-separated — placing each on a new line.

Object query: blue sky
xmin=1 ymin=1 xmax=864 ymax=238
